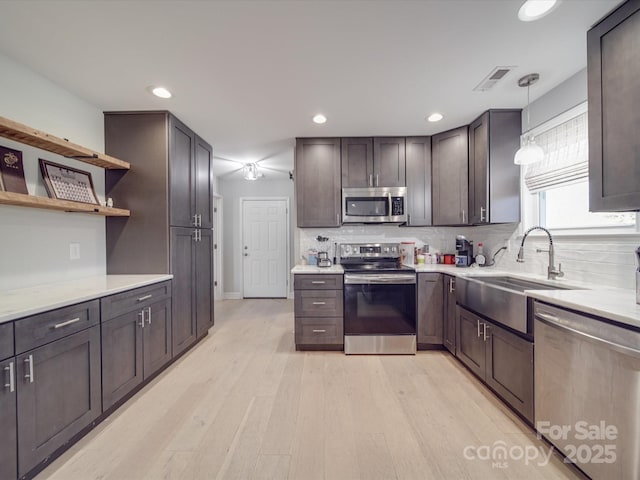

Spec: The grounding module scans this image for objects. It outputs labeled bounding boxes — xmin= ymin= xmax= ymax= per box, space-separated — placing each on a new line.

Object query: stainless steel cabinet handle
xmin=24 ymin=355 xmax=34 ymax=383
xmin=138 ymin=310 xmax=145 ymax=328
xmin=483 ymin=323 xmax=490 ymax=341
xmin=311 ymin=281 xmax=325 ymax=284
xmin=312 ymin=301 xmax=326 ymax=305
xmin=480 ymin=206 xmax=486 ymax=222
xmin=193 ymin=214 xmax=198 ymax=226
xmin=462 ymin=209 xmax=466 ymax=224
xmin=369 ymin=174 xmax=373 ymax=187
xmin=137 ymin=294 xmax=153 ymax=302
xmin=197 ymin=214 xmax=202 ymax=227
xmin=312 ymin=329 xmax=327 ymax=333
xmin=337 ymin=213 xmax=341 ymax=225
xmin=4 ymin=361 xmax=15 ymax=392
xmin=376 ymin=174 xmax=379 ymax=187
xmin=146 ymin=307 xmax=152 ymax=325
xmin=53 ymin=317 xmax=81 ymax=329
xmin=448 ymin=278 xmax=455 ymax=293
xmin=477 ymin=319 xmax=482 ymax=338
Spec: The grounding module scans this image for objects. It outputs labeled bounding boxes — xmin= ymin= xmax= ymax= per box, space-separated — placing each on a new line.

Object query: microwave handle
xmin=387 ymin=192 xmax=392 ymax=216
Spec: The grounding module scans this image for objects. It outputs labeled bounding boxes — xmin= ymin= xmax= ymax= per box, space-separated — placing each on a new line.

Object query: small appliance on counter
xmin=317 ymin=251 xmax=332 ymax=268
xmin=400 ymin=241 xmax=415 ymax=266
xmin=455 ymin=235 xmax=473 ymax=267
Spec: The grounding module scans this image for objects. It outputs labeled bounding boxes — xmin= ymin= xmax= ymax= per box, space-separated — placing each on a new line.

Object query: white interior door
xmin=213 ymin=195 xmax=223 ymax=301
xmin=242 ymin=198 xmax=288 ymax=298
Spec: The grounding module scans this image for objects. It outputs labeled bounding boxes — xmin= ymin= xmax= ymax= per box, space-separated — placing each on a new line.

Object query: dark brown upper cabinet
xmin=405 ymin=136 xmax=432 ymax=226
xmin=432 ymin=126 xmax=469 ymax=225
xmin=341 ymin=137 xmax=406 ymax=187
xmin=295 ymin=138 xmax=342 ymax=227
xmin=468 ymin=110 xmax=521 ymax=224
xmin=588 ymin=0 xmax=640 ymax=212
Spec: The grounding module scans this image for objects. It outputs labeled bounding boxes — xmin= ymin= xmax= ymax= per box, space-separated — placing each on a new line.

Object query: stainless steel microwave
xmin=342 ymin=187 xmax=407 ymax=224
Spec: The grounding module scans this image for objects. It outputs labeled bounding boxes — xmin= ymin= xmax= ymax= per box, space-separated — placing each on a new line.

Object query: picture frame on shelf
xmin=0 ymin=145 xmax=28 ymax=194
xmin=39 ymin=159 xmax=99 ymax=205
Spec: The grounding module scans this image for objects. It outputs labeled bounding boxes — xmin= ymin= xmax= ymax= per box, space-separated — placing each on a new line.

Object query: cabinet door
xmin=171 ymin=227 xmax=197 ymax=357
xmin=17 ymin=326 xmax=101 ymax=477
xmin=455 ymin=306 xmax=485 ymax=379
xmin=416 ymin=273 xmax=443 ymax=346
xmin=195 ymin=135 xmax=214 ymax=228
xmin=373 ymin=137 xmax=406 ymax=187
xmin=295 ymin=138 xmax=342 ymax=227
xmin=405 ymin=136 xmax=432 ymax=226
xmin=102 ymin=309 xmax=144 ymax=410
xmin=468 ymin=113 xmax=489 ymax=224
xmin=341 ymin=137 xmax=373 ymax=187
xmin=0 ymin=357 xmax=17 ymax=480
xmin=169 ymin=115 xmax=196 ymax=227
xmin=432 ymin=126 xmax=469 ymax=225
xmin=443 ymin=276 xmax=456 ymax=354
xmin=588 ymin=2 xmax=640 ymax=211
xmin=195 ymin=228 xmax=215 ymax=338
xmin=485 ymin=321 xmax=534 ymax=423
xmin=143 ymin=298 xmax=172 ymax=379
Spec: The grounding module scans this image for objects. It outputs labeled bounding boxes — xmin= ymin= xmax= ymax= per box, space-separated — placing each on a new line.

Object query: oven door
xmin=343 ymin=273 xmax=416 ymax=335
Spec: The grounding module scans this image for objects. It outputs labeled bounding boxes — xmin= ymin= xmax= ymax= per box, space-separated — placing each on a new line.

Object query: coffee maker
xmin=455 ymin=235 xmax=473 ymax=267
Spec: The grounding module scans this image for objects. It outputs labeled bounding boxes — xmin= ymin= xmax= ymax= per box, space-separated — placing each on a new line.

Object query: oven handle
xmin=344 ymin=273 xmax=416 ymax=285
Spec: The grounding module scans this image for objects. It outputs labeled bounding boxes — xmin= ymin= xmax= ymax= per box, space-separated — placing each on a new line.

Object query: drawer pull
xmin=312 ymin=302 xmax=326 ymax=305
xmin=24 ymin=355 xmax=34 ymax=383
xmin=311 ymin=281 xmax=326 ymax=284
xmin=312 ymin=329 xmax=327 ymax=333
xmin=53 ymin=317 xmax=81 ymax=329
xmin=4 ymin=361 xmax=15 ymax=392
xmin=137 ymin=294 xmax=153 ymax=302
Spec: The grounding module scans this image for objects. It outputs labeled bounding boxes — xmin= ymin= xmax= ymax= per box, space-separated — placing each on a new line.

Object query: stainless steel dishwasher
xmin=534 ymin=301 xmax=640 ymax=479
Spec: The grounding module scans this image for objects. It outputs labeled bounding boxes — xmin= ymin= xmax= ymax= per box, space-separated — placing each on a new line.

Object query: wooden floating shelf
xmin=0 ymin=191 xmax=130 ymax=217
xmin=0 ymin=115 xmax=130 ymax=170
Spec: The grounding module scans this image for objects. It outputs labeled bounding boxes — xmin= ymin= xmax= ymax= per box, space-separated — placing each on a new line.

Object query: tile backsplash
xmin=296 ymin=224 xmax=639 ymax=290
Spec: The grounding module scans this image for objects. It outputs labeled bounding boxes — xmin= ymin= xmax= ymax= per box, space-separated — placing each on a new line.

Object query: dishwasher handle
xmin=535 ymin=311 xmax=640 ymax=359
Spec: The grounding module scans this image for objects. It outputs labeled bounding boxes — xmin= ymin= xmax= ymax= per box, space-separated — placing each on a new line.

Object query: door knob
xmin=244 ymin=246 xmax=248 ymax=250
xmin=244 ymin=253 xmax=248 ymax=256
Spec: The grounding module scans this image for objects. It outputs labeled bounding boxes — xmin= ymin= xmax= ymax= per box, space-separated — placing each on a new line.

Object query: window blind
xmin=524 ymin=111 xmax=588 ymax=193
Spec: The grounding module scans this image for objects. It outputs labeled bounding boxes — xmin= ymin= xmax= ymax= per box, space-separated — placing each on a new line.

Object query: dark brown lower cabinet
xmin=456 ymin=306 xmax=534 ymax=423
xmin=443 ymin=275 xmax=456 ymax=354
xmin=102 ymin=296 xmax=172 ymax=411
xmin=17 ymin=325 xmax=102 ymax=477
xmin=0 ymin=357 xmax=17 ymax=480
xmin=417 ymin=273 xmax=444 ymax=347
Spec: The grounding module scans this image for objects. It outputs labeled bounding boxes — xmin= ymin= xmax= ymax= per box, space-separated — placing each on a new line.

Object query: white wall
xmin=0 ymin=52 xmax=106 ymax=290
xmin=220 ymin=178 xmax=295 ymax=297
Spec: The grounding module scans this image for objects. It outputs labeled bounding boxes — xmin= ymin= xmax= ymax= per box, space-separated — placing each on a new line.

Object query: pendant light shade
xmin=514 ymin=73 xmax=543 ymax=166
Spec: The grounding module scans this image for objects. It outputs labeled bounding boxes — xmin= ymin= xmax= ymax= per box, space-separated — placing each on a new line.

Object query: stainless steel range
xmin=340 ymin=243 xmax=416 ymax=354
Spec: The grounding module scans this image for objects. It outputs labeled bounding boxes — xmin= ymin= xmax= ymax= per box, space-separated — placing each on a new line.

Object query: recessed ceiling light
xmin=427 ymin=113 xmax=443 ymax=122
xmin=312 ymin=114 xmax=327 ymax=124
xmin=148 ymin=86 xmax=172 ymax=99
xmin=518 ymin=0 xmax=559 ymax=22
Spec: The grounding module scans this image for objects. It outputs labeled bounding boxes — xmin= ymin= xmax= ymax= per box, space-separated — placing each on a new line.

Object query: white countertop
xmin=292 ymin=263 xmax=640 ymax=329
xmin=0 ymin=274 xmax=173 ymax=324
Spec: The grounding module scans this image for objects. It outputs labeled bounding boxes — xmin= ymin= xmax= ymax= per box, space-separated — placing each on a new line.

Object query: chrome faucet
xmin=517 ymin=226 xmax=564 ymax=280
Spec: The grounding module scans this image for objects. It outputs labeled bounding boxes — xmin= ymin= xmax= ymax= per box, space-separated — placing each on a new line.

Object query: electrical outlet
xmin=69 ymin=243 xmax=80 ymax=260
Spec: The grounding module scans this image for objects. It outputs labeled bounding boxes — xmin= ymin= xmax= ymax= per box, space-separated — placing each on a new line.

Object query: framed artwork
xmin=39 ymin=159 xmax=98 ymax=205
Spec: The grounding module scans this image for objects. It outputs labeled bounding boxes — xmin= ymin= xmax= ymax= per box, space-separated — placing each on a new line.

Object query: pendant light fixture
xmin=514 ymin=73 xmax=544 ymax=165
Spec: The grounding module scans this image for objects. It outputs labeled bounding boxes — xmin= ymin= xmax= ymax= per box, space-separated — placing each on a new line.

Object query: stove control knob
xmin=383 ymin=247 xmax=389 ymax=253
xmin=343 ymin=245 xmax=352 ymax=256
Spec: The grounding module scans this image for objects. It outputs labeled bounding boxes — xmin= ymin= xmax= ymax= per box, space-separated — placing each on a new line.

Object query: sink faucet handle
xmin=557 ymin=263 xmax=565 ymax=277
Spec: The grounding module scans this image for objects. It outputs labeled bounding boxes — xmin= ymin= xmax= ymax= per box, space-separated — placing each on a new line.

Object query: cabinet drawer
xmin=295 ymin=290 xmax=343 ymax=317
xmin=0 ymin=322 xmax=14 ymax=360
xmin=294 ymin=274 xmax=343 ymax=290
xmin=15 ymin=300 xmax=100 ymax=354
xmin=101 ymin=281 xmax=172 ymax=320
xmin=295 ymin=317 xmax=343 ymax=345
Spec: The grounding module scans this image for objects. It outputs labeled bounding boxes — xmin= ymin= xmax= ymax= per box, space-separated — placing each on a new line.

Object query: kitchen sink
xmin=456 ymin=275 xmax=576 ymax=335
xmin=468 ymin=275 xmax=572 ymax=293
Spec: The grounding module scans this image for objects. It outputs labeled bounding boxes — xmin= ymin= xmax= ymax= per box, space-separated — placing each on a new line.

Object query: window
xmin=521 ymin=102 xmax=637 ymax=233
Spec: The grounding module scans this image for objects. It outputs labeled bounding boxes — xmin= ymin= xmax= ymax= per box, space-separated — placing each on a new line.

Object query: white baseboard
xmin=223 ymin=292 xmax=241 ymax=300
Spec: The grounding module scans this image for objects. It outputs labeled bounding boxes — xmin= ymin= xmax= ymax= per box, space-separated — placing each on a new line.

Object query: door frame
xmin=239 ymin=197 xmax=290 ymax=298
xmin=213 ymin=194 xmax=223 ymax=301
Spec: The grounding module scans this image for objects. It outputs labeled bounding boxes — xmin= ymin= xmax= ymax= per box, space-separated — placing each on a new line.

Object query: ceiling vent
xmin=473 ymin=66 xmax=516 ymax=92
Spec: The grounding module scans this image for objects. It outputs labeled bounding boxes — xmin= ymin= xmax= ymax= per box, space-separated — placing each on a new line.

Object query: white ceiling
xmin=0 ymin=0 xmax=621 ymax=180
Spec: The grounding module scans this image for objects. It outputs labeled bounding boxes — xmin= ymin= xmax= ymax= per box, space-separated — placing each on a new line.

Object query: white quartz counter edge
xmin=0 ymin=274 xmax=173 ymax=324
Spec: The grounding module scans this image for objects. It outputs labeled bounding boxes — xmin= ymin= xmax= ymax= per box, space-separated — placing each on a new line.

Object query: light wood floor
xmin=36 ymin=299 xmax=584 ymax=480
